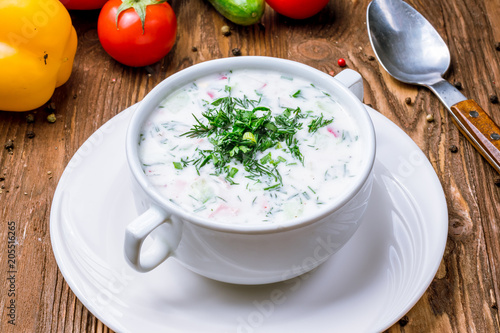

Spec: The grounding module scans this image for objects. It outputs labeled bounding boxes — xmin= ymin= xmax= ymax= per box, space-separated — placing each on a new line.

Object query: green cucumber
xmin=207 ymin=0 xmax=265 ymax=26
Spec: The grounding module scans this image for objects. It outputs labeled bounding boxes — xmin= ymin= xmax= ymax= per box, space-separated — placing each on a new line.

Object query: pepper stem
xmin=115 ymin=0 xmax=169 ymax=34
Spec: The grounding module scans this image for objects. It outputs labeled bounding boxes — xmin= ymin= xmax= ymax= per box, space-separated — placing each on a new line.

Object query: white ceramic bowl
xmin=124 ymin=56 xmax=376 ymax=285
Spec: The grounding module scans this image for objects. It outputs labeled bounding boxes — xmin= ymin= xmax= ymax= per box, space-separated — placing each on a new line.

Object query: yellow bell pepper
xmin=0 ymin=0 xmax=77 ymax=112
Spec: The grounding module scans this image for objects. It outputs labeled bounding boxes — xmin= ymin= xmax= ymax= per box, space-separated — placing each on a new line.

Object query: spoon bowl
xmin=367 ymin=0 xmax=500 ymax=174
xmin=367 ymin=0 xmax=451 ymax=85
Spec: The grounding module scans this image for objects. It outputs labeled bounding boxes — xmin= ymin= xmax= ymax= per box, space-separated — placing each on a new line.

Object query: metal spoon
xmin=367 ymin=0 xmax=500 ymax=174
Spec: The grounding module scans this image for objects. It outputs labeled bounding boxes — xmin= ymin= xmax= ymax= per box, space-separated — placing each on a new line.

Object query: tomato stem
xmin=116 ymin=0 xmax=169 ymax=34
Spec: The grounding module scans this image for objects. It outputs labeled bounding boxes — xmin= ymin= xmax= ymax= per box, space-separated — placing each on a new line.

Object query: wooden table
xmin=1 ymin=0 xmax=500 ymax=331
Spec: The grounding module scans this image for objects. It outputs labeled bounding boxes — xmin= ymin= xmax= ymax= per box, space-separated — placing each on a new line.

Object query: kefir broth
xmin=138 ymin=69 xmax=364 ymax=224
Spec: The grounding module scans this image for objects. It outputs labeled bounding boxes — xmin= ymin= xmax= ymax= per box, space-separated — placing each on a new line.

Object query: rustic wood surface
xmin=1 ymin=0 xmax=500 ymax=332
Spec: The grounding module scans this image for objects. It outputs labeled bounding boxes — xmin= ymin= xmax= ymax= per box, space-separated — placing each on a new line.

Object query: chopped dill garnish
xmin=264 ymin=183 xmax=281 ymax=191
xmin=193 ymin=205 xmax=206 ymax=213
xmin=181 ymin=92 xmax=309 ymax=188
xmin=308 ymin=113 xmax=334 ymax=133
xmin=188 ymin=194 xmax=199 ymax=202
xmin=216 ymin=196 xmax=227 ymax=202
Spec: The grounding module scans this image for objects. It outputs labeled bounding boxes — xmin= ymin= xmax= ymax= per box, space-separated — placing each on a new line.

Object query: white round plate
xmin=50 ymin=104 xmax=447 ymax=333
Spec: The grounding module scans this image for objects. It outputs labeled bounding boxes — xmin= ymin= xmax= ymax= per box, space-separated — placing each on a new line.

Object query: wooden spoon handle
xmin=449 ymin=99 xmax=500 ymax=173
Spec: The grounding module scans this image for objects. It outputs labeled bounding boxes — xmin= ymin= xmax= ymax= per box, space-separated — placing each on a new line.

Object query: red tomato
xmin=97 ymin=0 xmax=177 ymax=67
xmin=59 ymin=0 xmax=108 ymax=10
xmin=265 ymin=0 xmax=329 ymax=19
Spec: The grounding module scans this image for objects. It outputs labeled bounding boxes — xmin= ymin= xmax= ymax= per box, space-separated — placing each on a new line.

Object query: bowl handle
xmin=333 ymin=69 xmax=364 ymax=101
xmin=124 ymin=205 xmax=178 ymax=272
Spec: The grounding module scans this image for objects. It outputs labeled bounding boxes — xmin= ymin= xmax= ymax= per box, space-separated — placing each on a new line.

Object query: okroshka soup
xmin=125 ymin=57 xmax=375 ymax=282
xmin=137 ymin=68 xmax=366 ymax=225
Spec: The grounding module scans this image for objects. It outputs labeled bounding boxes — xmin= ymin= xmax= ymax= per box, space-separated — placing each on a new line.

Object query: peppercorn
xmin=405 ymin=97 xmax=412 ymax=105
xmin=47 ymin=113 xmax=57 ymax=123
xmin=453 ymin=81 xmax=463 ymax=90
xmin=399 ymin=316 xmax=409 ymax=327
xmin=26 ymin=131 xmax=35 ymax=139
xmin=449 ymin=145 xmax=458 ymax=153
xmin=368 ymin=55 xmax=375 ymax=61
xmin=232 ymin=48 xmax=241 ymax=56
xmin=221 ymin=25 xmax=231 ymax=36
xmin=489 ymin=94 xmax=499 ymax=104
xmin=26 ymin=114 xmax=35 ymax=123
xmin=4 ymin=140 xmax=14 ymax=150
xmin=494 ymin=178 xmax=500 ymax=188
xmin=191 ymin=46 xmax=198 ymax=52
xmin=495 ymin=42 xmax=500 ymax=51
xmin=46 ymin=101 xmax=56 ymax=112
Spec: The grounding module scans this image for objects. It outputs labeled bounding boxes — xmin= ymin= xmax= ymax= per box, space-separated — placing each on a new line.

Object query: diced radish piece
xmin=209 ymin=203 xmax=238 ymax=218
xmin=327 ymin=126 xmax=338 ymax=137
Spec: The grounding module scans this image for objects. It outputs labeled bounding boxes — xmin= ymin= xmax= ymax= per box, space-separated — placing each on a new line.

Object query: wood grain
xmin=1 ymin=0 xmax=500 ymax=332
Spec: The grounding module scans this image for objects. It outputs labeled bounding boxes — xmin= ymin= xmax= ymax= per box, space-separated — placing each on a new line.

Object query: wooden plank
xmin=0 ymin=0 xmax=499 ymax=332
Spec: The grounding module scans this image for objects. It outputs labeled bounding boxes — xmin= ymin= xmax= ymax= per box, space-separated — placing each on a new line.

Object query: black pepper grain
xmin=26 ymin=131 xmax=35 ymax=139
xmin=495 ymin=42 xmax=500 ymax=51
xmin=494 ymin=179 xmax=500 ymax=188
xmin=232 ymin=48 xmax=242 ymax=56
xmin=4 ymin=140 xmax=14 ymax=150
xmin=368 ymin=55 xmax=375 ymax=61
xmin=46 ymin=101 xmax=56 ymax=112
xmin=453 ymin=81 xmax=463 ymax=90
xmin=449 ymin=145 xmax=459 ymax=153
xmin=405 ymin=97 xmax=412 ymax=105
xmin=489 ymin=94 xmax=499 ymax=104
xmin=399 ymin=316 xmax=409 ymax=327
xmin=26 ymin=114 xmax=35 ymax=123
xmin=191 ymin=46 xmax=198 ymax=52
